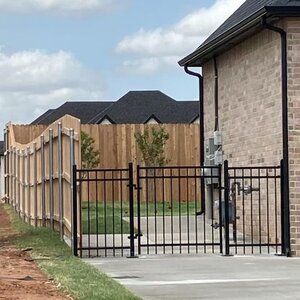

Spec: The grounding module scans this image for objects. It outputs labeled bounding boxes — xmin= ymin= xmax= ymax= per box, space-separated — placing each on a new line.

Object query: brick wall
xmin=202 ymin=23 xmax=284 ymax=254
xmin=287 ymin=18 xmax=300 ymax=256
xmin=203 ymin=27 xmax=282 ymax=166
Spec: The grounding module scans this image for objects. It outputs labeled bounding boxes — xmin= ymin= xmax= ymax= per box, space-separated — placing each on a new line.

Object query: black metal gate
xmin=72 ymin=161 xmax=288 ymax=257
xmin=73 ymin=164 xmax=135 ymax=257
xmin=223 ymin=160 xmax=285 ymax=256
xmin=135 ymin=165 xmax=222 ymax=255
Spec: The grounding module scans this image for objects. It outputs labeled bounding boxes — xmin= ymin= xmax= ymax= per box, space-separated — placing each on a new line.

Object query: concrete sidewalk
xmin=84 ymin=254 xmax=300 ymax=299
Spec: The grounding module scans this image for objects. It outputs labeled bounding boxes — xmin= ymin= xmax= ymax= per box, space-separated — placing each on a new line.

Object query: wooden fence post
xmin=22 ymin=149 xmax=25 ymax=221
xmin=49 ymin=128 xmax=54 ymax=230
xmin=27 ymin=146 xmax=31 ymax=225
xmin=58 ymin=122 xmax=64 ymax=239
xmin=33 ymin=142 xmax=38 ymax=227
xmin=41 ymin=135 xmax=46 ymax=226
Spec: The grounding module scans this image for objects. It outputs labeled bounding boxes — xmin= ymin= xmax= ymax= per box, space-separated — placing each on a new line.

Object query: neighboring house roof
xmin=89 ymin=91 xmax=198 ymax=124
xmin=31 ymin=101 xmax=113 ymax=125
xmin=179 ymin=0 xmax=300 ymax=67
xmin=31 ymin=91 xmax=199 ymax=125
xmin=32 ymin=109 xmax=55 ymax=124
xmin=0 ymin=141 xmax=4 ymax=156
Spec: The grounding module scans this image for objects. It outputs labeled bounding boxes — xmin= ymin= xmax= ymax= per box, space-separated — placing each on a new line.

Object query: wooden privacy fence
xmin=4 ymin=115 xmax=81 ymax=243
xmin=81 ymin=124 xmax=200 ymax=202
xmin=81 ymin=124 xmax=200 ymax=168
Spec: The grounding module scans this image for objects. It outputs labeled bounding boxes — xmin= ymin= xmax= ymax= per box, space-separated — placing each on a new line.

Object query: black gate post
xmin=72 ymin=164 xmax=78 ymax=257
xmin=223 ymin=160 xmax=231 ymax=256
xmin=136 ymin=165 xmax=142 ymax=255
xmin=280 ymin=159 xmax=291 ymax=256
xmin=128 ymin=162 xmax=137 ymax=258
xmin=280 ymin=159 xmax=285 ymax=256
xmin=218 ymin=164 xmax=223 ymax=254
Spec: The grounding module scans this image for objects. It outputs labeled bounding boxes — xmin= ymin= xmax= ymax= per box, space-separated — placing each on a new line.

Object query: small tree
xmin=135 ymin=127 xmax=170 ymax=206
xmin=81 ymin=131 xmax=100 ymax=169
xmin=134 ymin=127 xmax=170 ymax=167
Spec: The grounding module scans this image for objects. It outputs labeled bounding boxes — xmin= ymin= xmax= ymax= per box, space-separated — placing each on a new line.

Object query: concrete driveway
xmin=84 ymin=254 xmax=300 ymax=299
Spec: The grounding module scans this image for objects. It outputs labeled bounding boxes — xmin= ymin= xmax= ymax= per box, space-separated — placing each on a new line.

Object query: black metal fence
xmin=73 ymin=161 xmax=287 ymax=258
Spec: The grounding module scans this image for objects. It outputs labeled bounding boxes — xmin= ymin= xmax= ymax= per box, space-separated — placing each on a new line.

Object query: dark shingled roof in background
xmin=31 ymin=91 xmax=199 ymax=125
xmin=89 ymin=91 xmax=198 ymax=124
xmin=31 ymin=101 xmax=113 ymax=125
xmin=0 ymin=141 xmax=4 ymax=156
xmin=31 ymin=109 xmax=55 ymax=124
xmin=179 ymin=0 xmax=300 ymax=66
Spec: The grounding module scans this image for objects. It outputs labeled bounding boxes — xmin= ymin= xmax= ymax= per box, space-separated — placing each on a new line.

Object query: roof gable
xmin=144 ymin=114 xmax=161 ymax=124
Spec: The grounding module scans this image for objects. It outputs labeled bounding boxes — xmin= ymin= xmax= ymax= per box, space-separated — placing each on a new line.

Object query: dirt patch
xmin=0 ymin=204 xmax=69 ymax=300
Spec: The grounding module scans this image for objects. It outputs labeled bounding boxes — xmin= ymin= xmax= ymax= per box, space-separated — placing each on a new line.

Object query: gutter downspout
xmin=213 ymin=56 xmax=219 ymax=131
xmin=184 ymin=66 xmax=205 ymax=215
xmin=262 ymin=17 xmax=290 ymax=257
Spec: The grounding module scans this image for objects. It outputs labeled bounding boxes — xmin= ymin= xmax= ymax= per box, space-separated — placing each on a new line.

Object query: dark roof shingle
xmin=179 ymin=0 xmax=300 ymax=66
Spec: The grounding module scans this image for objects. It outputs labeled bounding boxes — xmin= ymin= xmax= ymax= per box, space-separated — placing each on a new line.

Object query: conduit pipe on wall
xmin=184 ymin=66 xmax=205 ymax=214
xmin=262 ymin=16 xmax=290 ymax=256
xmin=213 ymin=56 xmax=219 ymax=132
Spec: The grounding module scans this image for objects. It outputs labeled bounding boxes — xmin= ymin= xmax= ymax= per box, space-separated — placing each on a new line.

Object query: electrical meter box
xmin=204 ymin=138 xmax=219 ymax=185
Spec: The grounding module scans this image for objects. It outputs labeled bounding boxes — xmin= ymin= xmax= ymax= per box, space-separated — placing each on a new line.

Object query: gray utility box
xmin=204 ymin=138 xmax=219 ymax=185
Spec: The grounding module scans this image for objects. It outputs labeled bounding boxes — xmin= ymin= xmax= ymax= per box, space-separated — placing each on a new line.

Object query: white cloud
xmin=0 ymin=49 xmax=105 ymax=130
xmin=118 ymin=56 xmax=182 ymax=75
xmin=0 ymin=0 xmax=125 ymax=15
xmin=115 ymin=0 xmax=246 ymax=74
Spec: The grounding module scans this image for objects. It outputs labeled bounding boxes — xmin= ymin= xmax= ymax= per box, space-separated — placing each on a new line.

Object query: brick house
xmin=179 ymin=0 xmax=300 ymax=256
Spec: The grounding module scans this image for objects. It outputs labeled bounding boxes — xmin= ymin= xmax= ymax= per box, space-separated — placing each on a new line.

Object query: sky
xmin=0 ymin=0 xmax=245 ymax=131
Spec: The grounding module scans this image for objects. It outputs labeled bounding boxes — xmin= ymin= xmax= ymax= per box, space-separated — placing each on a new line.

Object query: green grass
xmin=81 ymin=200 xmax=199 ymax=234
xmin=81 ymin=202 xmax=131 ymax=235
xmin=3 ymin=204 xmax=140 ymax=300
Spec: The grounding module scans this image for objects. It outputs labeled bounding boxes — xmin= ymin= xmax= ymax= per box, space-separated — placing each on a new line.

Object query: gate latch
xmin=127 ymin=233 xmax=143 ymax=239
